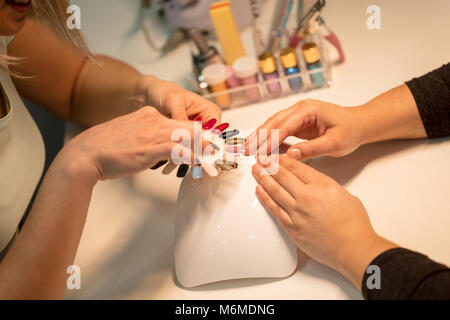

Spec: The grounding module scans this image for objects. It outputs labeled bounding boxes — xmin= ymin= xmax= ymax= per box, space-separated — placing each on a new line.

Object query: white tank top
xmin=0 ymin=36 xmax=45 ymax=252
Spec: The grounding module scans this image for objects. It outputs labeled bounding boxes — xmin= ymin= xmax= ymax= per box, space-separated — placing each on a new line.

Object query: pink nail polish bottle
xmin=258 ymin=52 xmax=282 ymax=97
xmin=232 ymin=56 xmax=261 ymax=102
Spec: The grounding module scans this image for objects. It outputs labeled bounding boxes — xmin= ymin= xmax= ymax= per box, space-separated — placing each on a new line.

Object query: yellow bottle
xmin=209 ymin=1 xmax=246 ymax=66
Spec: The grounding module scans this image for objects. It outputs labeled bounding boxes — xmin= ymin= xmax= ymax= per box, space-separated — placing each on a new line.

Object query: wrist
xmin=349 ymin=105 xmax=378 ymax=146
xmin=335 ymin=232 xmax=398 ymax=291
xmin=52 ymin=145 xmax=99 ymax=189
xmin=136 ymin=75 xmax=161 ymax=108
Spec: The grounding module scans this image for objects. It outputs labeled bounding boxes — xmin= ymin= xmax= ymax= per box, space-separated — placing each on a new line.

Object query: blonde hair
xmin=1 ymin=0 xmax=89 ymax=74
xmin=31 ymin=0 xmax=89 ymax=52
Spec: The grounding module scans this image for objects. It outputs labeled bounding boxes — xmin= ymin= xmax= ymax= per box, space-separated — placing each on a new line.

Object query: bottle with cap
xmin=280 ymin=47 xmax=303 ymax=92
xmin=258 ymin=52 xmax=282 ymax=97
xmin=302 ymin=42 xmax=325 ymax=88
xmin=202 ymin=63 xmax=231 ymax=107
xmin=232 ymin=56 xmax=261 ymax=102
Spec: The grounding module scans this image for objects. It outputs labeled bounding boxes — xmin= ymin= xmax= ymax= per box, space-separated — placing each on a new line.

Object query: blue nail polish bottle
xmin=280 ymin=47 xmax=303 ymax=92
xmin=302 ymin=42 xmax=325 ymax=88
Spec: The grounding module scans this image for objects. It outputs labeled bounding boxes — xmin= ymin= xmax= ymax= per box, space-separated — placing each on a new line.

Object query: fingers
xmin=255 ymin=185 xmax=293 ymax=227
xmin=164 ymin=93 xmax=189 ymax=120
xmin=252 ymin=163 xmax=297 ymax=211
xmin=186 ymin=92 xmax=222 ymax=124
xmin=278 ymin=155 xmax=324 ymax=184
xmin=287 ymin=134 xmax=336 ymax=160
xmin=258 ymin=155 xmax=307 ymax=199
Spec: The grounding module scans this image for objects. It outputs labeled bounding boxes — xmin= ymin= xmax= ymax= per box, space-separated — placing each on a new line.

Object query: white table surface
xmin=66 ymin=0 xmax=450 ymax=299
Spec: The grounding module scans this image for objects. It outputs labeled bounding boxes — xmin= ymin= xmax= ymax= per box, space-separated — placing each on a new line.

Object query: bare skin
xmin=250 ymin=84 xmax=427 ymax=291
xmin=0 ymin=1 xmax=220 ymax=299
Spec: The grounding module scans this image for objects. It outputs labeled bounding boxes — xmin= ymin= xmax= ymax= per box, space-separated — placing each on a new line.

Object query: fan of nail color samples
xmin=154 ymin=119 xmax=246 ymax=179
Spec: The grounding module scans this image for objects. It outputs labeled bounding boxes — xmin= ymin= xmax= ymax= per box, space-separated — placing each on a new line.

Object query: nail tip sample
xmin=177 ymin=164 xmax=190 ymax=178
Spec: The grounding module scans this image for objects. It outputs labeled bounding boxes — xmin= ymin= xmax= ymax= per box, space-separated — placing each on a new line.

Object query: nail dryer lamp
xmin=175 ymin=159 xmax=298 ymax=288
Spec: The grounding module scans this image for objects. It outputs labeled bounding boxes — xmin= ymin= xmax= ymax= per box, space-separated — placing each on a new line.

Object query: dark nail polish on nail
xmin=221 ymin=129 xmax=240 ymax=139
xmin=194 ymin=116 xmax=202 ymax=122
xmin=177 ymin=164 xmax=190 ymax=178
xmin=202 ymin=119 xmax=217 ymax=130
xmin=151 ymin=160 xmax=168 ymax=170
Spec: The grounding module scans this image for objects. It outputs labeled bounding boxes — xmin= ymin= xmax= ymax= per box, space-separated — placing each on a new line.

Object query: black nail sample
xmin=151 ymin=160 xmax=168 ymax=170
xmin=177 ymin=164 xmax=190 ymax=178
xmin=221 ymin=129 xmax=240 ymax=140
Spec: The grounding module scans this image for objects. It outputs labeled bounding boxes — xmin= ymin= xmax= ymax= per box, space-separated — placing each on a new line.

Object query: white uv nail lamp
xmin=175 ymin=157 xmax=298 ymax=288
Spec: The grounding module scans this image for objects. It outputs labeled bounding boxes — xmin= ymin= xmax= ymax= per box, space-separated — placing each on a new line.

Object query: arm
xmin=247 ymin=63 xmax=450 ymax=159
xmin=0 ymin=107 xmax=202 ymax=299
xmin=252 ymin=155 xmax=450 ymax=299
xmin=9 ymin=19 xmax=221 ymax=127
xmin=362 ymin=248 xmax=450 ymax=299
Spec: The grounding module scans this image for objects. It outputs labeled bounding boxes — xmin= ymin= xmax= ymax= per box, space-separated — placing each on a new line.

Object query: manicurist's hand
xmin=57 ymin=106 xmax=207 ymax=182
xmin=246 ymin=99 xmax=365 ymax=160
xmin=140 ymin=76 xmax=222 ymax=123
xmin=247 ymin=85 xmax=427 ymax=160
xmin=252 ymin=155 xmax=397 ymax=290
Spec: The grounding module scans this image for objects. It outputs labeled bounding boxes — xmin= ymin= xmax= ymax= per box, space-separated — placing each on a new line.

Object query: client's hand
xmin=252 ymin=155 xmax=397 ymax=290
xmin=246 ymin=99 xmax=365 ymax=160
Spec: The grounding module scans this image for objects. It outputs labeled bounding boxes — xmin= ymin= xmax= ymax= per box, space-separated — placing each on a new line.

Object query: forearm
xmin=334 ymin=234 xmax=398 ymax=291
xmin=362 ymin=248 xmax=450 ymax=299
xmin=0 ymin=153 xmax=96 ymax=299
xmin=71 ymin=55 xmax=149 ymax=126
xmin=352 ymin=84 xmax=427 ymax=145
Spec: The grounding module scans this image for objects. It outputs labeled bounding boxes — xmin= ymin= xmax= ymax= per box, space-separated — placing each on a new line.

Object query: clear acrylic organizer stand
xmin=200 ymin=27 xmax=333 ymax=109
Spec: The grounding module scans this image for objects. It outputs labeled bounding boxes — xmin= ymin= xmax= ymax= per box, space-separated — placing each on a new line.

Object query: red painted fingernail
xmin=202 ymin=119 xmax=217 ymax=130
xmin=212 ymin=123 xmax=230 ymax=134
xmin=194 ymin=116 xmax=202 ymax=122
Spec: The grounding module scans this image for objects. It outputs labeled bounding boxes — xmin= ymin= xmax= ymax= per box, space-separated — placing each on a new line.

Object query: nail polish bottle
xmin=280 ymin=47 xmax=303 ymax=92
xmin=258 ymin=52 xmax=282 ymax=97
xmin=202 ymin=63 xmax=231 ymax=108
xmin=232 ymin=56 xmax=261 ymax=102
xmin=302 ymin=42 xmax=325 ymax=88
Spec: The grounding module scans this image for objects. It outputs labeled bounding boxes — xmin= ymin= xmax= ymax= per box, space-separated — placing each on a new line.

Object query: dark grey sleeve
xmin=405 ymin=63 xmax=450 ymax=138
xmin=362 ymin=248 xmax=450 ymax=300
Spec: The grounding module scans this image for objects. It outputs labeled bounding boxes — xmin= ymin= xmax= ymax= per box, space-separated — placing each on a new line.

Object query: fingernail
xmin=191 ymin=166 xmax=202 ymax=179
xmin=226 ymin=146 xmax=245 ymax=154
xmin=202 ymin=163 xmax=219 ymax=177
xmin=258 ymin=155 xmax=271 ymax=166
xmin=177 ymin=164 xmax=189 ymax=178
xmin=288 ymin=148 xmax=302 ymax=159
xmin=210 ymin=142 xmax=220 ymax=151
xmin=215 ymin=159 xmax=238 ymax=171
xmin=212 ymin=123 xmax=230 ymax=134
xmin=221 ymin=129 xmax=240 ymax=139
xmin=162 ymin=161 xmax=177 ymax=175
xmin=225 ymin=137 xmax=246 ymax=146
xmin=194 ymin=116 xmax=202 ymax=122
xmin=202 ymin=119 xmax=217 ymax=130
xmin=151 ymin=160 xmax=168 ymax=170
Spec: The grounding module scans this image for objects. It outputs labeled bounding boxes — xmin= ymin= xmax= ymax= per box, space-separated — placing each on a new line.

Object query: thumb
xmin=287 ymin=135 xmax=336 ymax=160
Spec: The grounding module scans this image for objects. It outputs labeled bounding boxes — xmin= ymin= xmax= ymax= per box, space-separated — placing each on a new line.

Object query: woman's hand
xmin=57 ymin=106 xmax=206 ymax=182
xmin=140 ymin=76 xmax=222 ymax=123
xmin=246 ymin=99 xmax=365 ymax=160
xmin=252 ymin=155 xmax=397 ymax=290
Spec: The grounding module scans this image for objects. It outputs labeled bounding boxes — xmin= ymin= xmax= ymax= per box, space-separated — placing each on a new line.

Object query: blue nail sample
xmin=191 ymin=166 xmax=203 ymax=179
